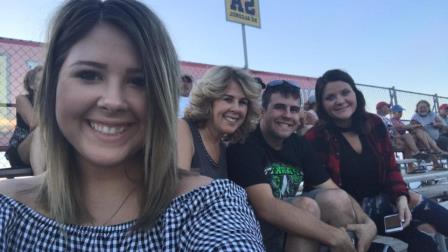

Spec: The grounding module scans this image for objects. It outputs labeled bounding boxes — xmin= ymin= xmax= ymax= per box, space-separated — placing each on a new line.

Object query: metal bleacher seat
xmin=0 ymin=166 xmax=33 ymax=179
xmin=397 ymin=156 xmax=448 ymax=252
xmin=0 ymin=146 xmax=33 ymax=179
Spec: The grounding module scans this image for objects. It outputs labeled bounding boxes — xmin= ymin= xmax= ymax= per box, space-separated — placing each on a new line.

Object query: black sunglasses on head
xmin=266 ymin=80 xmax=300 ymax=91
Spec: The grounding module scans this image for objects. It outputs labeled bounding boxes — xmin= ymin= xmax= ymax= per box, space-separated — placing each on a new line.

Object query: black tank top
xmin=185 ymin=119 xmax=227 ymax=179
xmin=15 ymin=94 xmax=33 ymax=131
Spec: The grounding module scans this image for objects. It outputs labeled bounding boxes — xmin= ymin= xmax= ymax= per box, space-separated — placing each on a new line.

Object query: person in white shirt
xmin=178 ymin=74 xmax=193 ymax=118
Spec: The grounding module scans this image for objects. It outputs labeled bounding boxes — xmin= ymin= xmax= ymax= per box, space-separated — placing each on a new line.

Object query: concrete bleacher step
xmin=403 ymin=170 xmax=448 ymax=183
xmin=373 ymin=235 xmax=408 ymax=252
xmin=413 ymin=183 xmax=448 ymax=198
xmin=440 ymin=201 xmax=448 ymax=209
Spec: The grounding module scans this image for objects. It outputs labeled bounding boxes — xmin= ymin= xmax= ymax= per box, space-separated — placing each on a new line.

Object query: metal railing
xmin=356 ymin=83 xmax=448 ymax=120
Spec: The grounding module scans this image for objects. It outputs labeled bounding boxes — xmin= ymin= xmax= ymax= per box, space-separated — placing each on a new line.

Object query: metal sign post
xmin=242 ymin=24 xmax=248 ymax=69
xmin=225 ymin=0 xmax=261 ymax=69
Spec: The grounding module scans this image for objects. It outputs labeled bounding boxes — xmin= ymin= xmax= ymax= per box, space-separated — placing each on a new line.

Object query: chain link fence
xmin=1 ymin=38 xmax=44 ymax=168
xmin=355 ymin=83 xmax=448 ymax=120
xmin=1 ymin=36 xmax=447 ymax=168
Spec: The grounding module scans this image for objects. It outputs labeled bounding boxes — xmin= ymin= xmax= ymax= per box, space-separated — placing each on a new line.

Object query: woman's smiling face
xmin=322 ymin=80 xmax=357 ymax=126
xmin=416 ymin=101 xmax=430 ymax=117
xmin=55 ymin=23 xmax=147 ymax=168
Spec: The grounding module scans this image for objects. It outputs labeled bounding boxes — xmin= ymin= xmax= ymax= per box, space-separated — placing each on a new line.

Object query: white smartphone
xmin=384 ymin=214 xmax=403 ymax=233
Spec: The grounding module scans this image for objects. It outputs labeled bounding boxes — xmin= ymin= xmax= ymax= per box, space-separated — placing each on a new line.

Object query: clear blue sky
xmin=1 ymin=0 xmax=447 ymax=97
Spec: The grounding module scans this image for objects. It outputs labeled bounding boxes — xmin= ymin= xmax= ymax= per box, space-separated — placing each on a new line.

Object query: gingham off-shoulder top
xmin=0 ymin=179 xmax=264 ymax=251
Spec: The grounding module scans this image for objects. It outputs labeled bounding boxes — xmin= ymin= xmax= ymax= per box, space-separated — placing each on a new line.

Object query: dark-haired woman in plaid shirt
xmin=305 ymin=69 xmax=448 ymax=252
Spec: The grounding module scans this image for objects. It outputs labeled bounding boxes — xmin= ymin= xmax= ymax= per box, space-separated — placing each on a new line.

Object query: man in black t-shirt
xmin=227 ymin=80 xmax=377 ymax=252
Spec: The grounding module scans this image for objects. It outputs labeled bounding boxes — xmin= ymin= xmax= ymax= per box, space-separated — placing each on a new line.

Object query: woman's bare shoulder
xmin=0 ymin=175 xmax=44 ymax=207
xmin=175 ymin=174 xmax=212 ymax=197
xmin=177 ymin=118 xmax=192 ymax=135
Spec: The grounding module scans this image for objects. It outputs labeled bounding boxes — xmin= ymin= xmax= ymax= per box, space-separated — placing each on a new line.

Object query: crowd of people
xmin=375 ymin=99 xmax=448 ymax=173
xmin=1 ymin=0 xmax=448 ymax=251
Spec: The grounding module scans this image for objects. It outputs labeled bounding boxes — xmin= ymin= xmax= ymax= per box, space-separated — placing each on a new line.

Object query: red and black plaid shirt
xmin=304 ymin=113 xmax=409 ymax=201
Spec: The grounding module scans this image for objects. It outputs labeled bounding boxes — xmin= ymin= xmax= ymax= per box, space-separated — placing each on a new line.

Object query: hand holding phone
xmin=384 ymin=214 xmax=403 ymax=233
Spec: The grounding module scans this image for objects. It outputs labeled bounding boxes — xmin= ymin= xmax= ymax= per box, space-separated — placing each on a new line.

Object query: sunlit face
xmin=392 ymin=111 xmax=402 ymax=119
xmin=55 ymin=23 xmax=147 ymax=169
xmin=180 ymin=79 xmax=192 ymax=97
xmin=417 ymin=102 xmax=430 ymax=117
xmin=378 ymin=105 xmax=390 ymax=116
xmin=260 ymin=92 xmax=300 ymax=140
xmin=322 ymin=81 xmax=357 ymax=126
xmin=209 ymin=81 xmax=249 ymax=136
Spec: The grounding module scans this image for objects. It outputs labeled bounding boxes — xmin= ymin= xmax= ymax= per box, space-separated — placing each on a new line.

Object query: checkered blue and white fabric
xmin=0 ymin=179 xmax=264 ymax=251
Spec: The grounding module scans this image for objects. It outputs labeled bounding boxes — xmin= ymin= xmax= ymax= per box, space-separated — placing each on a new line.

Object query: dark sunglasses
xmin=266 ymin=80 xmax=300 ymax=91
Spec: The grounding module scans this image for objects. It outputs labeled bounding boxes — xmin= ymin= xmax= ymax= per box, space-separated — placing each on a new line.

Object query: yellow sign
xmin=225 ymin=0 xmax=261 ymax=28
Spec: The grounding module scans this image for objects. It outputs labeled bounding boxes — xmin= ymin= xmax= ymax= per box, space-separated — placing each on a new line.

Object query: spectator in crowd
xmin=388 ymin=105 xmax=429 ymax=172
xmin=5 ymin=65 xmax=45 ymax=174
xmin=392 ymin=107 xmax=446 ymax=158
xmin=376 ymin=101 xmax=389 ymax=112
xmin=304 ymin=95 xmax=319 ymax=125
xmin=228 ymin=80 xmax=376 ymax=252
xmin=0 ymin=1 xmax=264 ymax=250
xmin=377 ymin=102 xmax=427 ymax=165
xmin=178 ymin=74 xmax=193 ymax=118
xmin=411 ymin=100 xmax=448 ymax=151
xmin=178 ymin=66 xmax=261 ymax=178
xmin=298 ymin=95 xmax=319 ymax=135
xmin=376 ymin=101 xmax=392 ymax=128
xmin=254 ymin=76 xmax=266 ymax=90
xmin=305 ymin=69 xmax=446 ymax=252
xmin=438 ymin=103 xmax=448 ymax=136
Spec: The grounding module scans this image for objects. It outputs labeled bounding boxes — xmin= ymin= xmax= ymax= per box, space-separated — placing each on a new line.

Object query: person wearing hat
xmin=392 ymin=104 xmax=447 ymax=154
xmin=376 ymin=102 xmax=420 ymax=161
xmin=390 ymin=105 xmax=430 ymax=173
xmin=411 ymin=100 xmax=448 ymax=153
xmin=375 ymin=101 xmax=394 ymax=134
xmin=376 ymin=101 xmax=390 ymax=112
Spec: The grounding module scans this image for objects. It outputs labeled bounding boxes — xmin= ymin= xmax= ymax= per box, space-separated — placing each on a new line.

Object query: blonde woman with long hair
xmin=178 ymin=66 xmax=261 ymax=178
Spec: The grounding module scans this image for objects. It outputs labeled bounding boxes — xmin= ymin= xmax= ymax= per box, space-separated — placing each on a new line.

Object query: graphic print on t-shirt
xmin=264 ymin=162 xmax=303 ymax=199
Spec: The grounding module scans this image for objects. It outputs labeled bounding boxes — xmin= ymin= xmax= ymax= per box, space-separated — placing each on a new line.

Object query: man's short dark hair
xmin=262 ymin=80 xmax=301 ymax=109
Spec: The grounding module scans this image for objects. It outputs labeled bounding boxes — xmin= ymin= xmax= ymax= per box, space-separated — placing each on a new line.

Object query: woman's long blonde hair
xmin=184 ymin=66 xmax=261 ymax=143
xmin=36 ymin=0 xmax=180 ymax=228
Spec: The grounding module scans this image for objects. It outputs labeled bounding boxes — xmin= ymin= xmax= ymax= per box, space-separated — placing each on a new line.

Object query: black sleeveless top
xmin=185 ymin=119 xmax=227 ymax=179
xmin=338 ymin=132 xmax=382 ymax=202
xmin=16 ymin=94 xmax=33 ymax=132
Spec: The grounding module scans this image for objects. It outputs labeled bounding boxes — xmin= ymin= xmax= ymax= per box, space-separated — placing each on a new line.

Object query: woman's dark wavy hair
xmin=315 ymin=69 xmax=370 ymax=134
